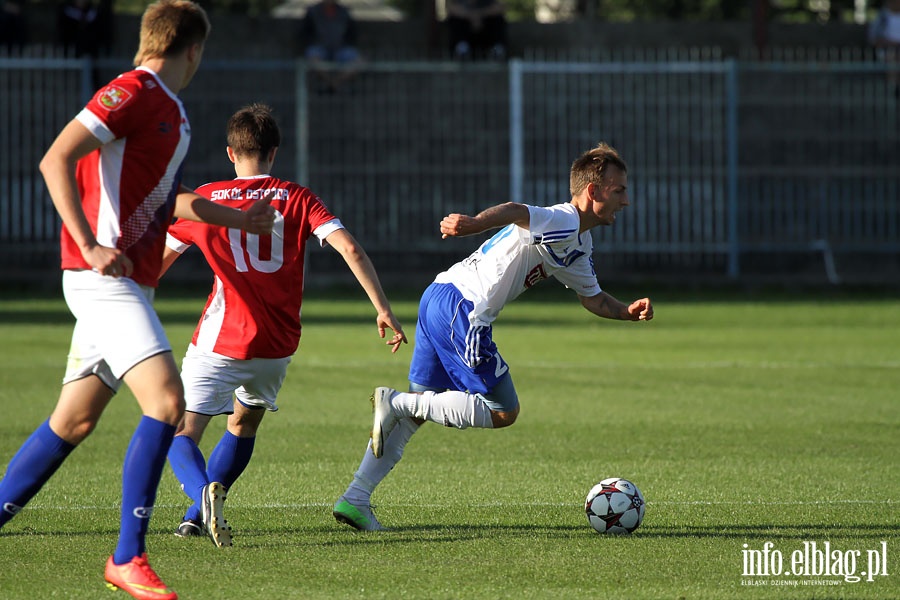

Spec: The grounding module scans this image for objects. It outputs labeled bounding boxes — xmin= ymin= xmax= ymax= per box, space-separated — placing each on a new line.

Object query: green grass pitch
xmin=0 ymin=288 xmax=897 ymax=599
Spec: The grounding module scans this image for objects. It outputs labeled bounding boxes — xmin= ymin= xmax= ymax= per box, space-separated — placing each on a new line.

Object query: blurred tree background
xmin=25 ymin=0 xmax=875 ymax=21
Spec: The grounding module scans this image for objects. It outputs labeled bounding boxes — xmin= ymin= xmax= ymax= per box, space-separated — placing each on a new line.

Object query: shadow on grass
xmin=0 ymin=303 xmax=590 ymax=327
xmin=7 ymin=521 xmax=895 ymax=549
xmin=1 ymin=526 xmax=121 ymax=537
xmin=0 ymin=309 xmax=76 ymax=325
xmin=228 ymin=522 xmax=584 ymax=549
xmin=226 ymin=521 xmax=900 ymax=549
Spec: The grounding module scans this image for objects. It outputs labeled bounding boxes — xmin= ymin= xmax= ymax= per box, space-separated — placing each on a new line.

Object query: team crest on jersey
xmin=97 ymin=85 xmax=133 ymax=111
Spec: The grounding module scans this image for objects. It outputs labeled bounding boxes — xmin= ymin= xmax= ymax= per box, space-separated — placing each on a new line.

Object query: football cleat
xmin=370 ymin=386 xmax=398 ymax=459
xmin=174 ymin=518 xmax=203 ymax=538
xmin=104 ymin=553 xmax=178 ymax=600
xmin=200 ymin=481 xmax=232 ymax=547
xmin=333 ymin=496 xmax=386 ymax=531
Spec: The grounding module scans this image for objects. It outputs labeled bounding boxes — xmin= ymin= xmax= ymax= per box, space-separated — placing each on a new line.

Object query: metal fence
xmin=1 ymin=50 xmax=898 ymax=286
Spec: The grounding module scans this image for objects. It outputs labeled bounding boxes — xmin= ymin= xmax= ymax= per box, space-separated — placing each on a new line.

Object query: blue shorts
xmin=304 ymin=45 xmax=360 ymax=64
xmin=408 ymin=282 xmax=516 ymax=411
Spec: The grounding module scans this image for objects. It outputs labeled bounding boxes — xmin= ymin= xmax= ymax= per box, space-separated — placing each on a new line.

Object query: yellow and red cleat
xmin=104 ymin=553 xmax=178 ymax=600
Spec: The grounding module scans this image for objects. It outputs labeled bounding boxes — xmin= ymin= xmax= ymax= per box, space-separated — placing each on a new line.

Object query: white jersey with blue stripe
xmin=434 ymin=203 xmax=602 ymax=327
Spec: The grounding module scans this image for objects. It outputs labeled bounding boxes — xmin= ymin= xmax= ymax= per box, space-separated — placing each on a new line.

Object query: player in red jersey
xmin=161 ymin=103 xmax=406 ymax=546
xmin=0 ymin=3 xmax=275 ymax=599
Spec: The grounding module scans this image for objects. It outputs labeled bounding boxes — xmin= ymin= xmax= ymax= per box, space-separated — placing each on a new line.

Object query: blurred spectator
xmin=446 ymin=0 xmax=507 ymax=60
xmin=301 ymin=0 xmax=363 ymax=92
xmin=0 ymin=0 xmax=27 ymax=51
xmin=59 ymin=0 xmax=113 ymax=91
xmin=59 ymin=0 xmax=114 ymax=59
xmin=869 ymin=0 xmax=900 ymax=98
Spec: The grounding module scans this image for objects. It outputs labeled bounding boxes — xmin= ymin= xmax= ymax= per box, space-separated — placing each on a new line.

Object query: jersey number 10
xmin=227 ymin=212 xmax=285 ymax=274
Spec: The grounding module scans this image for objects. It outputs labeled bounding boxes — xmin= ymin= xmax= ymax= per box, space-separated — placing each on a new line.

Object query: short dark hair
xmin=569 ymin=142 xmax=628 ymax=196
xmin=226 ymin=103 xmax=281 ymax=160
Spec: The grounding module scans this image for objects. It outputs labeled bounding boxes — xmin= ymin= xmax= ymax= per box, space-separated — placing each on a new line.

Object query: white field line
xmin=295 ymin=358 xmax=900 ymax=370
xmin=21 ymin=499 xmax=897 ymax=511
xmin=515 ymin=360 xmax=900 ymax=370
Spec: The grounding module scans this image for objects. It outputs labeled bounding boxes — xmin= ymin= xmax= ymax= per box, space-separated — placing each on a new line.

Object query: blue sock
xmin=167 ymin=435 xmax=209 ymax=508
xmin=113 ymin=416 xmax=174 ymax=564
xmin=182 ymin=431 xmax=255 ymax=523
xmin=0 ymin=420 xmax=75 ymax=528
xmin=207 ymin=431 xmax=255 ymax=490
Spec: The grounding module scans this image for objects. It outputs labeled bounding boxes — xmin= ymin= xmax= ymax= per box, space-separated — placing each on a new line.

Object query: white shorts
xmin=180 ymin=344 xmax=291 ymax=416
xmin=62 ymin=269 xmax=171 ymax=391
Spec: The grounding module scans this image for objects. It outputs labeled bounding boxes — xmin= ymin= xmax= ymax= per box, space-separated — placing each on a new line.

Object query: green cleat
xmin=333 ymin=496 xmax=386 ymax=531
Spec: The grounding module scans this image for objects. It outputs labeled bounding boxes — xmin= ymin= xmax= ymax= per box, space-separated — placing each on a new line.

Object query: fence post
xmin=294 ymin=59 xmax=309 ymax=186
xmin=725 ymin=58 xmax=740 ymax=280
xmin=508 ymin=58 xmax=524 ymax=203
xmin=81 ymin=57 xmax=94 ymax=106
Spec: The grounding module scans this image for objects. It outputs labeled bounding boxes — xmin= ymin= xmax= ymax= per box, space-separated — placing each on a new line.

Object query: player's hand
xmin=627 ymin=298 xmax=653 ymax=321
xmin=244 ymin=192 xmax=277 ymax=235
xmin=377 ymin=312 xmax=408 ymax=353
xmin=85 ymin=244 xmax=133 ymax=278
xmin=440 ymin=213 xmax=475 ymax=238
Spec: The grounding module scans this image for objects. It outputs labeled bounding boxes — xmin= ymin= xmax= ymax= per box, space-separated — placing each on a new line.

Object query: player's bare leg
xmin=0 ymin=377 xmax=112 ymax=530
xmin=108 ymin=353 xmax=183 ymax=587
xmin=124 ymin=352 xmax=185 ymax=426
xmin=49 ymin=376 xmax=116 ymax=443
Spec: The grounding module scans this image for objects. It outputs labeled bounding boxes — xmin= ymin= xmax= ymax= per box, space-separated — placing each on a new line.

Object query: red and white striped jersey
xmin=61 ymin=66 xmax=191 ymax=287
xmin=166 ymin=175 xmax=341 ymax=359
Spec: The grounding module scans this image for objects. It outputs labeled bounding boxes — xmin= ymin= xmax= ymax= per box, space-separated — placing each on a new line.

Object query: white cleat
xmin=370 ymin=386 xmax=398 ymax=459
xmin=201 ymin=481 xmax=232 ymax=547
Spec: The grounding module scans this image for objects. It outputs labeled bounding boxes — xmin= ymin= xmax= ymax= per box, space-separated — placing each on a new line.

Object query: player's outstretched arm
xmin=325 ymin=228 xmax=408 ymax=353
xmin=174 ymin=187 xmax=275 ymax=235
xmin=440 ymin=202 xmax=530 ymax=238
xmin=579 ymin=291 xmax=653 ymax=322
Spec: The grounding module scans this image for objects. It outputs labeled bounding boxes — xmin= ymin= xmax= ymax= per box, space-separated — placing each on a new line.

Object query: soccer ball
xmin=584 ymin=477 xmax=645 ymax=535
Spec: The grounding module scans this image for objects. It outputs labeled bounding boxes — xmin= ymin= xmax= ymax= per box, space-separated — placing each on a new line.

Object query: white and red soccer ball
xmin=584 ymin=477 xmax=645 ymax=535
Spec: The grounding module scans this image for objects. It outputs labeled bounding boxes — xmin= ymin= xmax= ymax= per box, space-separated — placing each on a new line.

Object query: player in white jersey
xmin=333 ymin=142 xmax=653 ymax=531
xmin=160 ymin=104 xmax=406 ymax=546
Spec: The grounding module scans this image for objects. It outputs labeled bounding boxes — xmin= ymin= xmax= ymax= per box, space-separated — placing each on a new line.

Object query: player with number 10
xmin=161 ymin=103 xmax=406 ymax=547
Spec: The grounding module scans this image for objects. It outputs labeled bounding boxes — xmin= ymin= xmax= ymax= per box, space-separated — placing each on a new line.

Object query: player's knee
xmin=65 ymin=418 xmax=100 ymax=444
xmin=162 ymin=399 xmax=186 ymax=425
xmin=490 ymin=405 xmax=519 ymax=428
xmin=154 ymin=383 xmax=186 ymax=425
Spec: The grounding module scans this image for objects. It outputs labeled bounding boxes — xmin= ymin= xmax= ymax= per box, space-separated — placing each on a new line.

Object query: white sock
xmin=344 ymin=417 xmax=419 ymax=506
xmin=390 ymin=390 xmax=494 ymax=430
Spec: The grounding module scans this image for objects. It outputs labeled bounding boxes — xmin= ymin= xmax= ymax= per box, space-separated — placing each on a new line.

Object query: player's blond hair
xmin=133 ymin=0 xmax=211 ymax=66
xmin=569 ymin=142 xmax=628 ymax=196
xmin=227 ymin=103 xmax=281 ymax=160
